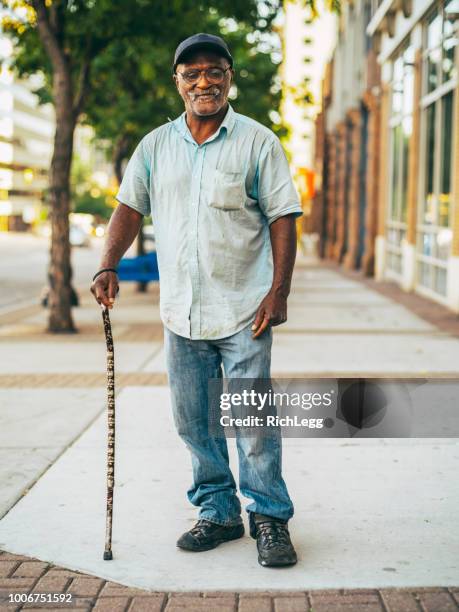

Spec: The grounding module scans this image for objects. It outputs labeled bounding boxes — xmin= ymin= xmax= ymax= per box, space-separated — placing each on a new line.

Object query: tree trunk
xmin=47 ymin=69 xmax=77 ymax=333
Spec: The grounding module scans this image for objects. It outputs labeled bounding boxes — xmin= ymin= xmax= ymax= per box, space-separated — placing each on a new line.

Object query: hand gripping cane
xmin=102 ymin=306 xmax=115 ymax=560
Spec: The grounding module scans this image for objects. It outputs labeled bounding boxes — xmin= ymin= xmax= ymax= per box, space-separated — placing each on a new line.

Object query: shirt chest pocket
xmin=209 ymin=169 xmax=246 ymax=211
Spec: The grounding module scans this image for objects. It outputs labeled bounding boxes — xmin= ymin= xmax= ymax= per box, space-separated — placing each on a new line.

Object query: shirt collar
xmin=171 ymin=102 xmax=236 ymax=142
xmin=218 ymin=102 xmax=236 ymax=136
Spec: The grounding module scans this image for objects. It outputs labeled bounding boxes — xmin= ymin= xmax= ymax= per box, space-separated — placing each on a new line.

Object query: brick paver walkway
xmin=0 ymin=322 xmax=164 ymax=342
xmin=0 ymin=373 xmax=168 ymax=388
xmin=0 ymin=551 xmax=458 ymax=611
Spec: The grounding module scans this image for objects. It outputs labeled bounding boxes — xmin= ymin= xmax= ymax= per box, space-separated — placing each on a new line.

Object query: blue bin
xmin=117 ymin=252 xmax=159 ymax=283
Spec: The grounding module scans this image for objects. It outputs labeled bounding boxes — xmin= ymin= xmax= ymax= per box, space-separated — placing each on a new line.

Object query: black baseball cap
xmin=173 ymin=33 xmax=233 ymax=73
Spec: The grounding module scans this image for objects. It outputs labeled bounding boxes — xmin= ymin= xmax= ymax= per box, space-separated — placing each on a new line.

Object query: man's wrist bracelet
xmin=92 ymin=268 xmax=118 ymax=282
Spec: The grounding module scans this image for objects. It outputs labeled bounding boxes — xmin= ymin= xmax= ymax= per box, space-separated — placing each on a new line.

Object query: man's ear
xmin=172 ymin=74 xmax=180 ymax=92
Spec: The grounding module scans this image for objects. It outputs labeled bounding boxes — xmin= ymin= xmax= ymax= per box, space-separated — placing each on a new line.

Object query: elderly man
xmin=91 ymin=33 xmax=302 ymax=567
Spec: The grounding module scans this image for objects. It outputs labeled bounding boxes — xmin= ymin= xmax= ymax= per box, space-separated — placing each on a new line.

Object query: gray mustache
xmin=189 ymin=88 xmax=221 ymax=100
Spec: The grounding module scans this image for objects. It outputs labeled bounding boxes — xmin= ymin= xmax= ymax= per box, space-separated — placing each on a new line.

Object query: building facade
xmin=281 ymin=0 xmax=336 ymax=246
xmin=0 ymin=33 xmax=114 ymax=234
xmin=0 ymin=35 xmax=55 ymax=232
xmin=314 ymin=0 xmax=459 ymax=313
xmin=313 ymin=0 xmax=382 ymax=273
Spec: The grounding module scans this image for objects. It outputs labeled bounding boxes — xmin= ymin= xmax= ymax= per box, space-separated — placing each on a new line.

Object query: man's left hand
xmin=251 ymin=290 xmax=287 ymax=339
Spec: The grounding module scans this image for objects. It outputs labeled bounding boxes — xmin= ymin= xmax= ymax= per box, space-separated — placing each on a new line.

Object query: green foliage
xmin=73 ymin=190 xmax=112 ymax=219
xmin=81 ymin=7 xmax=287 ymax=163
xmin=1 ymin=0 xmax=279 ymax=111
xmin=298 ymin=0 xmax=341 ymax=18
xmin=70 ymin=153 xmax=113 ymax=220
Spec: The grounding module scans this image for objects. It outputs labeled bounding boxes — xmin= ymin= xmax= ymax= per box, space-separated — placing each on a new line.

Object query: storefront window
xmin=420 ymin=232 xmax=435 ymax=257
xmin=423 ymin=104 xmax=436 ymax=225
xmin=386 ymin=42 xmax=414 ymax=275
xmin=392 ymin=57 xmax=404 ymax=113
xmin=390 ymin=124 xmax=401 ymax=219
xmin=401 ymin=116 xmax=411 ymax=222
xmin=416 ymin=1 xmax=457 ymax=298
xmin=443 ymin=0 xmax=459 ymax=83
xmin=437 ymin=229 xmax=453 ymax=260
xmin=427 ymin=11 xmax=442 ymax=92
xmin=439 ymin=91 xmax=453 ymax=227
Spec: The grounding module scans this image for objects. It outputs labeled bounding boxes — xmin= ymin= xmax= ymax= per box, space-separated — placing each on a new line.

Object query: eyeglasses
xmin=176 ymin=67 xmax=231 ymax=85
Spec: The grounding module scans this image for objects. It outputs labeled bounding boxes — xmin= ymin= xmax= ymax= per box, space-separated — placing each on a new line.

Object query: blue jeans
xmin=164 ymin=322 xmax=294 ymax=527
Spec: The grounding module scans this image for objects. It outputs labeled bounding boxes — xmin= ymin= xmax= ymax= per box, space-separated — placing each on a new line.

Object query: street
xmin=0 ymin=232 xmax=134 ymax=315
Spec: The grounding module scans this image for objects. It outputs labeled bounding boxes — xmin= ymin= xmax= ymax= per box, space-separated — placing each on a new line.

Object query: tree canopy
xmin=83 ymin=16 xmax=287 ymax=180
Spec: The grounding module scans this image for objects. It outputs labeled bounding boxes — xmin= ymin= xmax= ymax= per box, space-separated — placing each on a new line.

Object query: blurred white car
xmin=70 ymin=225 xmax=91 ymax=247
xmin=94 ymin=224 xmax=106 ymax=238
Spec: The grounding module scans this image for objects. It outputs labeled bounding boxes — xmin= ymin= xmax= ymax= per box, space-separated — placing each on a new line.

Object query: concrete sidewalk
xmin=0 ymin=257 xmax=458 ymax=601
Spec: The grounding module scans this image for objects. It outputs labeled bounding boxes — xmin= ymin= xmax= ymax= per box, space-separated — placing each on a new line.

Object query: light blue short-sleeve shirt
xmin=116 ymin=103 xmax=303 ymax=340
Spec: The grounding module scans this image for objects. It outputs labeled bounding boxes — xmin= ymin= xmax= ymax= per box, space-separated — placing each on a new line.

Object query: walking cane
xmin=102 ymin=306 xmax=115 ymax=560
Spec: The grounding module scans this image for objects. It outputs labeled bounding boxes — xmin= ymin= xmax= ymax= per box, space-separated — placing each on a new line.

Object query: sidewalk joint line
xmin=138 ymin=343 xmax=163 ymax=373
xmin=160 ymin=591 xmax=170 ymax=612
xmin=377 ymin=587 xmax=390 ymax=612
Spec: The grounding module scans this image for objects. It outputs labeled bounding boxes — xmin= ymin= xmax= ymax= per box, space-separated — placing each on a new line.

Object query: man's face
xmin=174 ymin=51 xmax=233 ymax=117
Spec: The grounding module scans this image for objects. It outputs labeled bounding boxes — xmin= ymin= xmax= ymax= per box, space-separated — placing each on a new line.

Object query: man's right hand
xmin=91 ymin=271 xmax=119 ymax=310
xmin=90 ymin=203 xmax=143 ymax=310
